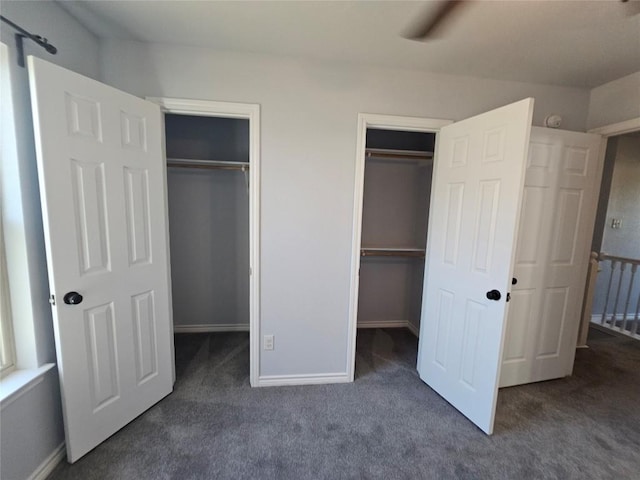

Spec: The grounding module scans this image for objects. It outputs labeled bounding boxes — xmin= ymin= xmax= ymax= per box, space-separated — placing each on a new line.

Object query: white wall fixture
xmin=544 ymin=114 xmax=563 ymax=128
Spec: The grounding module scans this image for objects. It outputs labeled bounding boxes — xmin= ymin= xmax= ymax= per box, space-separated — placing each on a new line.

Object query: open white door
xmin=500 ymin=128 xmax=602 ymax=387
xmin=417 ymin=98 xmax=534 ymax=434
xmin=28 ymin=57 xmax=174 ymax=462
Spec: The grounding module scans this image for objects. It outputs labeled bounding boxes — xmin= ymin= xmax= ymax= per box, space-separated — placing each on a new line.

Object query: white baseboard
xmin=590 ymin=323 xmax=629 ymax=337
xmin=174 ymin=324 xmax=250 ymax=333
xmin=357 ymin=320 xmax=420 ymax=338
xmin=28 ymin=443 xmax=65 ymax=480
xmin=256 ymin=372 xmax=350 ymax=387
xmin=590 ymin=322 xmax=639 ymax=338
xmin=406 ymin=322 xmax=420 ymax=338
xmin=357 ymin=320 xmax=409 ymax=329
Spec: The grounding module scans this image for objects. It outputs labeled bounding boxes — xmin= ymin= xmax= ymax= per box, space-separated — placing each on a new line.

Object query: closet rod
xmin=167 ymin=158 xmax=250 ymax=171
xmin=365 ymin=148 xmax=433 ymax=161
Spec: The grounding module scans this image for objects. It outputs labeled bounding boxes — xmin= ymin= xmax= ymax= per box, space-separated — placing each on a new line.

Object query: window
xmin=0 ymin=212 xmax=16 ymax=377
xmin=0 ymin=41 xmax=16 ymax=377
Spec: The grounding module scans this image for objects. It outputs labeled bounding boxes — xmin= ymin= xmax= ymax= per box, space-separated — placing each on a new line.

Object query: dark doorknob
xmin=512 ymin=277 xmax=518 ymax=285
xmin=63 ymin=291 xmax=83 ymax=305
xmin=486 ymin=289 xmax=501 ymax=301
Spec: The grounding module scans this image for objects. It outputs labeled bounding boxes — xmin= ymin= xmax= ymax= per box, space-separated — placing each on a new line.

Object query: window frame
xmin=0 ymin=210 xmax=17 ymax=377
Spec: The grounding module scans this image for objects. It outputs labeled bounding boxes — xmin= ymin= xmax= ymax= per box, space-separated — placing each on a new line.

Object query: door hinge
xmin=49 ymin=294 xmax=56 ymax=306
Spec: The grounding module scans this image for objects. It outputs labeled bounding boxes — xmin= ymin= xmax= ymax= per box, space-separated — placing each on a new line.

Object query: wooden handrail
xmin=599 ymin=253 xmax=640 ymax=266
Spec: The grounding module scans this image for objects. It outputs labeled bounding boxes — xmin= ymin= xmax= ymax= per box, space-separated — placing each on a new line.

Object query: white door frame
xmin=588 ymin=117 xmax=640 ymax=168
xmin=148 ymin=97 xmax=261 ymax=387
xmin=347 ymin=113 xmax=452 ymax=381
xmin=576 ymin=116 xmax=640 ymax=343
xmin=588 ymin=117 xmax=640 ymax=137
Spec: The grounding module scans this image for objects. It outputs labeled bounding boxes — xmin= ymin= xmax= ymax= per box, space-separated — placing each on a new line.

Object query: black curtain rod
xmin=0 ymin=15 xmax=57 ymax=67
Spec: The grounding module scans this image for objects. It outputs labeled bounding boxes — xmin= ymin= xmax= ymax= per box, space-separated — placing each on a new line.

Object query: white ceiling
xmin=59 ymin=0 xmax=640 ymax=88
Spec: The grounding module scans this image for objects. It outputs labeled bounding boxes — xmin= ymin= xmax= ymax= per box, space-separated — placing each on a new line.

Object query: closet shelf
xmin=167 ymin=158 xmax=250 ymax=171
xmin=365 ymin=148 xmax=433 ymax=162
xmin=361 ymin=248 xmax=425 ymax=258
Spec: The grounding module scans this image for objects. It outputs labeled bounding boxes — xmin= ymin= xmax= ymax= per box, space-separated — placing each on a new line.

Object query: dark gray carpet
xmin=49 ymin=328 xmax=640 ymax=479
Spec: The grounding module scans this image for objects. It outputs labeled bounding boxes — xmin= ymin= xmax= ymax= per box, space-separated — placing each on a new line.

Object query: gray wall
xmin=358 ymin=152 xmax=431 ymax=331
xmin=165 ymin=114 xmax=249 ymax=162
xmin=0 ymin=371 xmax=65 ymax=480
xmin=587 ymin=71 xmax=640 ymax=130
xmin=168 ymin=168 xmax=250 ymax=329
xmin=98 ymin=38 xmax=591 ymax=378
xmin=165 ymin=115 xmax=250 ymax=329
xmin=601 ymin=135 xmax=640 ymax=259
xmin=0 ymin=3 xmax=633 ymax=475
xmin=592 ymin=134 xmax=640 ymax=319
xmin=0 ymin=1 xmax=100 ymax=478
xmin=591 ymin=138 xmax=619 ymax=253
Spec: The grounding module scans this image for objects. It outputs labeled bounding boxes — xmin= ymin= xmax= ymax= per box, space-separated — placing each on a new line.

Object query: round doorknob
xmin=486 ymin=289 xmax=501 ymax=301
xmin=63 ymin=291 xmax=83 ymax=305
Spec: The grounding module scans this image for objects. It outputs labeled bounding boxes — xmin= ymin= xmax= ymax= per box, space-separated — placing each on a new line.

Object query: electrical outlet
xmin=263 ymin=334 xmax=274 ymax=351
xmin=611 ymin=218 xmax=622 ymax=229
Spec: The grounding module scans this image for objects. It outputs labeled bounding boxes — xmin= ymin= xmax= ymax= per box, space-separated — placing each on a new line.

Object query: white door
xmin=417 ymin=98 xmax=534 ymax=434
xmin=500 ymin=128 xmax=602 ymax=387
xmin=28 ymin=57 xmax=174 ymax=462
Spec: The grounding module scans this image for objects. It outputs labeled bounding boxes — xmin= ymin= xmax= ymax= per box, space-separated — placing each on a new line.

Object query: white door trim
xmin=577 ymin=116 xmax=640 ymax=345
xmin=588 ymin=117 xmax=640 ymax=137
xmin=147 ymin=97 xmax=261 ymax=387
xmin=587 ymin=118 xmax=640 ymax=184
xmin=347 ymin=113 xmax=452 ymax=381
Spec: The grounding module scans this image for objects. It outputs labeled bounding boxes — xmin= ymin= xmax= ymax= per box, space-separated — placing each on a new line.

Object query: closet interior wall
xmin=165 ymin=114 xmax=250 ymax=331
xmin=358 ymin=129 xmax=435 ymax=335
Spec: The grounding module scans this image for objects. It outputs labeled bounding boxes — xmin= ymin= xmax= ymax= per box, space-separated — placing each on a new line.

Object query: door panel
xmin=131 ymin=291 xmax=158 ymax=384
xmin=71 ymin=160 xmax=111 ymax=274
xmin=417 ymin=98 xmax=534 ymax=434
xmin=502 ymin=289 xmax=534 ymax=362
xmin=85 ymin=302 xmax=119 ymax=410
xmin=28 ymin=56 xmax=173 ymax=462
xmin=500 ymin=128 xmax=602 ymax=387
xmin=124 ymin=167 xmax=152 ymax=265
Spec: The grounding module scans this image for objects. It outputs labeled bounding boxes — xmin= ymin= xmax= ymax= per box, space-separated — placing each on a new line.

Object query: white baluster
xmin=632 ymin=285 xmax=640 ymax=338
xmin=621 ymin=264 xmax=637 ymax=333
xmin=601 ymin=259 xmax=618 ymax=326
xmin=611 ymin=261 xmax=627 ymax=331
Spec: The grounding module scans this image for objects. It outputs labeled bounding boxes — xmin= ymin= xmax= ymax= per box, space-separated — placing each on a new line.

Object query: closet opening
xmin=157 ymin=99 xmax=260 ymax=387
xmin=354 ymin=126 xmax=436 ymax=377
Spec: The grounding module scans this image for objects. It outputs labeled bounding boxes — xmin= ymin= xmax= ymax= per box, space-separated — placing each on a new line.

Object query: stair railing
xmin=580 ymin=252 xmax=640 ymax=344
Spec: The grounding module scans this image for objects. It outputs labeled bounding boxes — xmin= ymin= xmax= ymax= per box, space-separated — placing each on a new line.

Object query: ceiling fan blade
xmin=403 ymin=0 xmax=467 ymax=41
